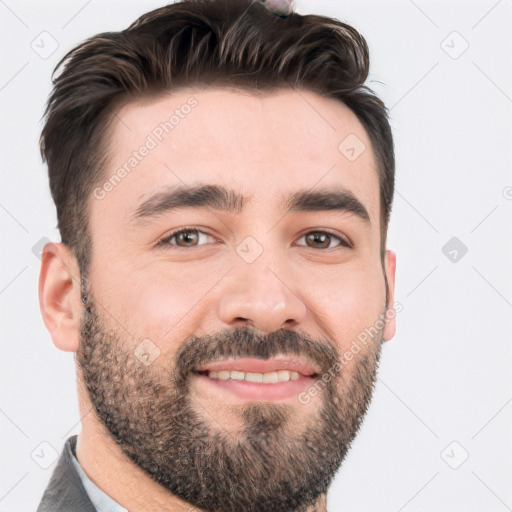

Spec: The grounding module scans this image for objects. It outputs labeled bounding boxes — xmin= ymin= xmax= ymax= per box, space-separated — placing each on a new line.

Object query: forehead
xmin=94 ymin=87 xmax=380 ymax=226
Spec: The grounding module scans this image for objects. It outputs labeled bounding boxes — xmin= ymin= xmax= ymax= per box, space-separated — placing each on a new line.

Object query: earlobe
xmin=382 ymin=249 xmax=396 ymax=342
xmin=38 ymin=242 xmax=83 ymax=352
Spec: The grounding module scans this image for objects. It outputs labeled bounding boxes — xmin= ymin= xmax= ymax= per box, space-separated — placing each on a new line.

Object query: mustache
xmin=174 ymin=326 xmax=340 ymax=379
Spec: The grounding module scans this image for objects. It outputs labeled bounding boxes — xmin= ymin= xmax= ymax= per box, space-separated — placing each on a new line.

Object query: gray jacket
xmin=37 ymin=436 xmax=96 ymax=512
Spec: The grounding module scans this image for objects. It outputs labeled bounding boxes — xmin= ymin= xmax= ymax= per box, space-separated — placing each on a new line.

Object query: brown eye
xmin=297 ymin=231 xmax=347 ymax=249
xmin=175 ymin=229 xmax=200 ymax=247
xmin=158 ymin=228 xmax=214 ymax=248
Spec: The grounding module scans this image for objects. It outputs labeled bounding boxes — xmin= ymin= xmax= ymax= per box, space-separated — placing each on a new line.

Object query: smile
xmin=205 ymin=369 xmax=301 ymax=383
xmin=193 ymin=357 xmax=319 ymax=401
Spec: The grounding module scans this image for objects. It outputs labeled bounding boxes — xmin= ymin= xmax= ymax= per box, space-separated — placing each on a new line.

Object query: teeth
xmin=207 ymin=370 xmax=301 ymax=383
xmin=262 ymin=371 xmax=278 ymax=383
xmin=245 ymin=372 xmax=263 ymax=383
xmin=277 ymin=370 xmax=289 ymax=382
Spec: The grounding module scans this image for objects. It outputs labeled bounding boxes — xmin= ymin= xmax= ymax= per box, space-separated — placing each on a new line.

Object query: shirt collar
xmin=69 ymin=444 xmax=128 ymax=512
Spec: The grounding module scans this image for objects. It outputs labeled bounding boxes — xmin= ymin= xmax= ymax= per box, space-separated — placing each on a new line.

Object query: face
xmin=76 ymin=87 xmax=395 ymax=511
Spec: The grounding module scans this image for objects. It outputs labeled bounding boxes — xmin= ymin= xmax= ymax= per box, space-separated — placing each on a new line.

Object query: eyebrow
xmin=131 ymin=184 xmax=370 ymax=224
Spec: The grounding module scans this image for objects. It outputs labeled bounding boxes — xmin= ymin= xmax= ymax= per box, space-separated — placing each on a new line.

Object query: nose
xmin=217 ymin=263 xmax=307 ymax=334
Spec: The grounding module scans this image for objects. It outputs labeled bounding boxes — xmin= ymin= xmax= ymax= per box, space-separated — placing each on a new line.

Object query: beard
xmin=76 ymin=281 xmax=383 ymax=512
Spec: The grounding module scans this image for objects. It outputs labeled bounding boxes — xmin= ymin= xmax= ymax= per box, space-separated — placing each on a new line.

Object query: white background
xmin=1 ymin=1 xmax=511 ymax=511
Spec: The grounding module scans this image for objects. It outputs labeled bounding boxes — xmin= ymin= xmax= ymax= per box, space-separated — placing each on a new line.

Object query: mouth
xmin=192 ymin=357 xmax=319 ymax=401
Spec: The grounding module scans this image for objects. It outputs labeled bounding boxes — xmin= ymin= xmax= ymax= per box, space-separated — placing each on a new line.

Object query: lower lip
xmin=194 ymin=374 xmax=316 ymax=401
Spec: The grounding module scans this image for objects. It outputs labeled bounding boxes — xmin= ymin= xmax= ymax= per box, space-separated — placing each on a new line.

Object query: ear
xmin=382 ymin=249 xmax=396 ymax=342
xmin=38 ymin=242 xmax=82 ymax=352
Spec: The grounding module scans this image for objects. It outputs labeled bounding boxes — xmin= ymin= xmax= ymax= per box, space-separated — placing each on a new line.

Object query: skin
xmin=39 ymin=87 xmax=396 ymax=512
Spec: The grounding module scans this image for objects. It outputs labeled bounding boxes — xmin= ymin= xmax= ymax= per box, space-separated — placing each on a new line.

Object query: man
xmin=37 ymin=0 xmax=396 ymax=510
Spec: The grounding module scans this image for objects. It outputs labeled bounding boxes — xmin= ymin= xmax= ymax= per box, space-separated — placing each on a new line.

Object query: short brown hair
xmin=41 ymin=0 xmax=394 ymax=273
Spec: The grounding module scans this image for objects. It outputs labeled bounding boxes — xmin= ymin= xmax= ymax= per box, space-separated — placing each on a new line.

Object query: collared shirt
xmin=37 ymin=436 xmax=127 ymax=512
xmin=70 ymin=444 xmax=128 ymax=512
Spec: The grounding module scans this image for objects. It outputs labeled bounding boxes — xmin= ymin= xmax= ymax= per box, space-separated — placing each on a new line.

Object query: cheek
xmin=91 ymin=256 xmax=231 ymax=346
xmin=303 ymin=262 xmax=386 ymax=349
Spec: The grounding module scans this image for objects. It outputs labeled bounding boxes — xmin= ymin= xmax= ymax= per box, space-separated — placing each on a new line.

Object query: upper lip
xmin=195 ymin=357 xmax=319 ymax=377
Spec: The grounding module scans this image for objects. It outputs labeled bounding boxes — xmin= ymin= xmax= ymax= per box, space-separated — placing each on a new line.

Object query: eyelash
xmin=156 ymin=227 xmax=352 ymax=250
